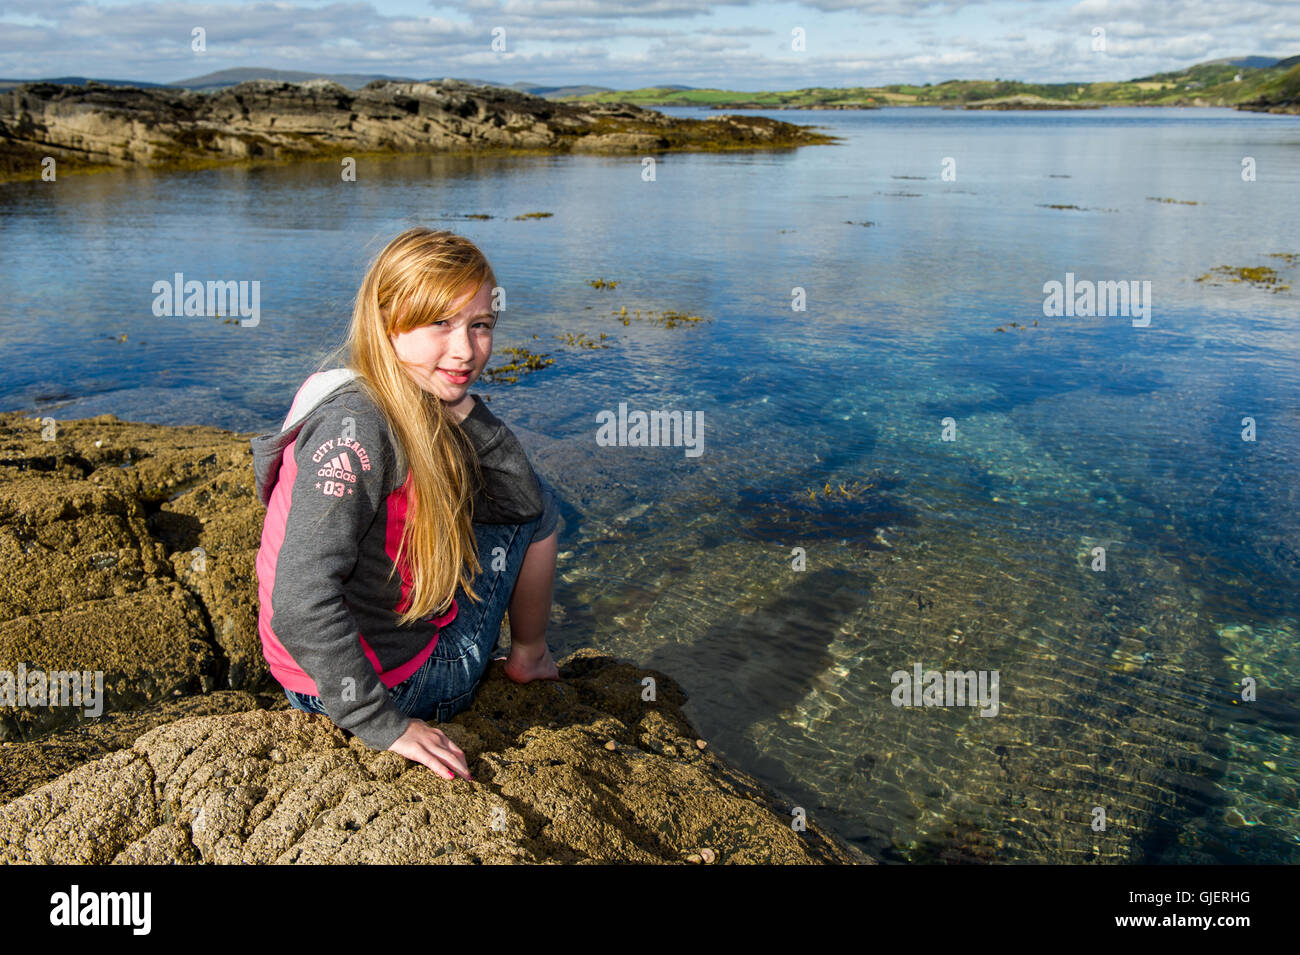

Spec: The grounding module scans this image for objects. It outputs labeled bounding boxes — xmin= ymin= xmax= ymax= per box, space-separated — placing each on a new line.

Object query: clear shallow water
xmin=2 ymin=106 xmax=1298 ymax=862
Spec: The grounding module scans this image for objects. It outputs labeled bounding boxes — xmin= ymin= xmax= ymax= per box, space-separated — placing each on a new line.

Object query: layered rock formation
xmin=0 ymin=79 xmax=837 ymax=181
xmin=0 ymin=411 xmax=865 ymax=864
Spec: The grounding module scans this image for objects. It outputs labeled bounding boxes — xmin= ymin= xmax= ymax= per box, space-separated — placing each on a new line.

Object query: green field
xmin=560 ymin=57 xmax=1300 ymax=111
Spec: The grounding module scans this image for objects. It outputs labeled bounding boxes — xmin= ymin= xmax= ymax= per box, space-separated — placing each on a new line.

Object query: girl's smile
xmin=388 ymin=281 xmax=495 ymax=402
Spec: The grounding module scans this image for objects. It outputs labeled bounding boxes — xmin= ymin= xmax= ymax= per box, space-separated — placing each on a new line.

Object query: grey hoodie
xmin=251 ymin=369 xmax=543 ymax=749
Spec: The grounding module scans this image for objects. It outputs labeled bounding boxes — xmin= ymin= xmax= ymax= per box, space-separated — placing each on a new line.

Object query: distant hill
xmin=3 ymin=58 xmax=1295 ymax=109
xmin=1203 ymin=56 xmax=1281 ymax=69
xmin=1237 ymin=61 xmax=1300 ymax=112
xmin=167 ymin=68 xmax=616 ymax=99
xmin=0 ymin=76 xmax=176 ymax=91
xmin=0 ymin=67 xmax=627 ymax=100
xmin=506 ymin=82 xmax=616 ymax=98
xmin=170 ymin=68 xmax=422 ymax=90
xmin=558 ymin=55 xmax=1300 ymax=109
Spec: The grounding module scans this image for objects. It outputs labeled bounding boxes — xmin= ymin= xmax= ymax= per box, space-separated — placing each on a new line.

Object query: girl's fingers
xmin=407 ymin=744 xmax=454 ymax=778
xmin=429 ymin=728 xmax=465 ymax=758
xmin=426 ymin=742 xmax=471 ymax=778
xmin=421 ymin=751 xmax=460 ymax=779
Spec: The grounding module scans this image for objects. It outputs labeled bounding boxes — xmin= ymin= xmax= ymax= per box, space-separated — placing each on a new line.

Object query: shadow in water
xmin=926 ymin=350 xmax=1167 ymax=419
xmin=641 ymin=566 xmax=877 ymax=837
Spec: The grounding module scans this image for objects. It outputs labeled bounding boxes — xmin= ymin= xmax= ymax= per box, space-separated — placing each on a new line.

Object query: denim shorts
xmin=285 ymin=474 xmax=560 ymax=726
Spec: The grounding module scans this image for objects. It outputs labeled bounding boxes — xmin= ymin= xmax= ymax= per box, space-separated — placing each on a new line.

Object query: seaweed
xmin=480 ymin=347 xmax=555 ymax=383
xmin=609 ymin=306 xmax=710 ymax=328
xmin=557 ymin=332 xmax=610 ymax=349
xmin=1195 ymin=265 xmax=1291 ymax=292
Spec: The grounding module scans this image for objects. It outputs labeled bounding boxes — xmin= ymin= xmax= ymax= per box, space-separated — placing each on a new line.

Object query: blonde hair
xmin=335 ymin=227 xmax=495 ymax=625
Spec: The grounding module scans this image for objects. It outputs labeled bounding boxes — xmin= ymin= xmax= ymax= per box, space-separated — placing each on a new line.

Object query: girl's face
xmin=388 ymin=281 xmax=495 ymax=402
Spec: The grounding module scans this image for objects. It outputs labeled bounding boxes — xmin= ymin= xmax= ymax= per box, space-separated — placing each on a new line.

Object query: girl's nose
xmin=448 ymin=325 xmax=474 ymax=359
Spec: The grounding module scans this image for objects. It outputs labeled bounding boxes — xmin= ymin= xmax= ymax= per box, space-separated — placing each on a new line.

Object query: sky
xmin=1 ymin=0 xmax=1298 ymax=90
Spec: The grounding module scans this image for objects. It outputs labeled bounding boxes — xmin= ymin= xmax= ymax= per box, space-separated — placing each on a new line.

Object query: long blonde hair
xmin=338 ymin=227 xmax=495 ymax=624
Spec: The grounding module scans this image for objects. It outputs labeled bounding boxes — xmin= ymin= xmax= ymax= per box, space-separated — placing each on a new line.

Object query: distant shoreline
xmin=0 ymin=79 xmax=839 ymax=185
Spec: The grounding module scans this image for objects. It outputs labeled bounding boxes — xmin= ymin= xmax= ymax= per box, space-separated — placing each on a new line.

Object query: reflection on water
xmin=3 ymin=106 xmax=1298 ymax=861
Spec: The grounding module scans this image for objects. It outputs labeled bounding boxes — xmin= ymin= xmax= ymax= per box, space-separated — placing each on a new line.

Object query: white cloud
xmin=0 ymin=0 xmax=1295 ymax=88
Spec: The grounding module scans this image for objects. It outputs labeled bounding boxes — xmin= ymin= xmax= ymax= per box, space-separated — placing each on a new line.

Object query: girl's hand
xmin=388 ymin=719 xmax=472 ymax=780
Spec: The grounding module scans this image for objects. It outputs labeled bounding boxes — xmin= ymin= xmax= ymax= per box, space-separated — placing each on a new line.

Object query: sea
xmin=2 ymin=104 xmax=1297 ymax=862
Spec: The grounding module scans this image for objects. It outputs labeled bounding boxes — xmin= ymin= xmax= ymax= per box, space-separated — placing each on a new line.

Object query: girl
xmin=251 ymin=227 xmax=561 ymax=781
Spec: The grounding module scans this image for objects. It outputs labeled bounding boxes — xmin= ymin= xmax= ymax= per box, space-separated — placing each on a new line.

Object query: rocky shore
xmin=0 ymin=78 xmax=838 ymax=182
xmin=0 ymin=411 xmax=865 ymax=864
xmin=963 ymin=95 xmax=1102 ymax=110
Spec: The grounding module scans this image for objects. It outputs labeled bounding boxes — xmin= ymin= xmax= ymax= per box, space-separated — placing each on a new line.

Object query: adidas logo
xmin=317 ymin=451 xmax=357 ymax=482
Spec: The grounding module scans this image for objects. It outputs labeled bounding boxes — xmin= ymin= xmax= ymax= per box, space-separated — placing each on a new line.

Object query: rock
xmin=0 ymin=690 xmax=274 ymax=804
xmin=0 ymin=411 xmax=869 ymax=863
xmin=569 ymin=132 xmax=667 ymax=153
xmin=0 ymin=81 xmax=837 ymax=182
xmin=0 ymin=412 xmax=268 ymax=710
xmin=0 ymin=583 xmax=216 ymax=740
xmin=0 ymin=652 xmax=863 ymax=864
xmin=963 ymin=94 xmax=1102 ymax=110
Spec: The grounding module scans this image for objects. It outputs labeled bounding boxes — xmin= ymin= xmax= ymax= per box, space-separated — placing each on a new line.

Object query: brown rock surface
xmin=0 ymin=652 xmax=863 ymax=863
xmin=0 ymin=411 xmax=266 ymax=744
xmin=0 ymin=411 xmax=868 ymax=863
xmin=0 ymin=79 xmax=837 ymax=182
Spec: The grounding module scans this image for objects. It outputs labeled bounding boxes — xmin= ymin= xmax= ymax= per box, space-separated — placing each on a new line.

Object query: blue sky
xmin=1 ymin=0 xmax=1297 ymax=89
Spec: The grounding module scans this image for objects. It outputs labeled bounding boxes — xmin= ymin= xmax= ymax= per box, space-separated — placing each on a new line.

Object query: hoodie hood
xmin=251 ymin=368 xmax=360 ymax=506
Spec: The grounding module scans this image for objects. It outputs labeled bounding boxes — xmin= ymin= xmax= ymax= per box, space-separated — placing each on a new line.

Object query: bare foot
xmin=502 ymin=643 xmax=560 ymax=683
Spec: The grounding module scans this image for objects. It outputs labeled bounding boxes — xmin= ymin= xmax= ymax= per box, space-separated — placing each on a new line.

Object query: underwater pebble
xmin=686 ymin=853 xmax=702 ymax=864
xmin=94 ymin=440 xmax=102 ymax=448
xmin=695 ymin=739 xmax=707 ymax=750
xmin=269 ymin=749 xmax=286 ymax=764
xmin=700 ymin=847 xmax=716 ymax=864
xmin=604 ymin=740 xmax=617 ymax=751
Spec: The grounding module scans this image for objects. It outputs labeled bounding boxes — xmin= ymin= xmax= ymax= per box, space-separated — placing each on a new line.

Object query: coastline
xmin=0 ymin=409 xmax=870 ymax=864
xmin=0 ymin=79 xmax=840 ymax=185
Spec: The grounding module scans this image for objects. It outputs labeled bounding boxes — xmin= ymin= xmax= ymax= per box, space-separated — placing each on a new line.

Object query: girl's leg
xmin=283 ymin=687 xmax=328 ymax=714
xmin=508 ymin=528 xmax=558 ymax=649
xmin=393 ymin=476 xmax=561 ymax=721
xmin=502 ymin=528 xmax=560 ymax=681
